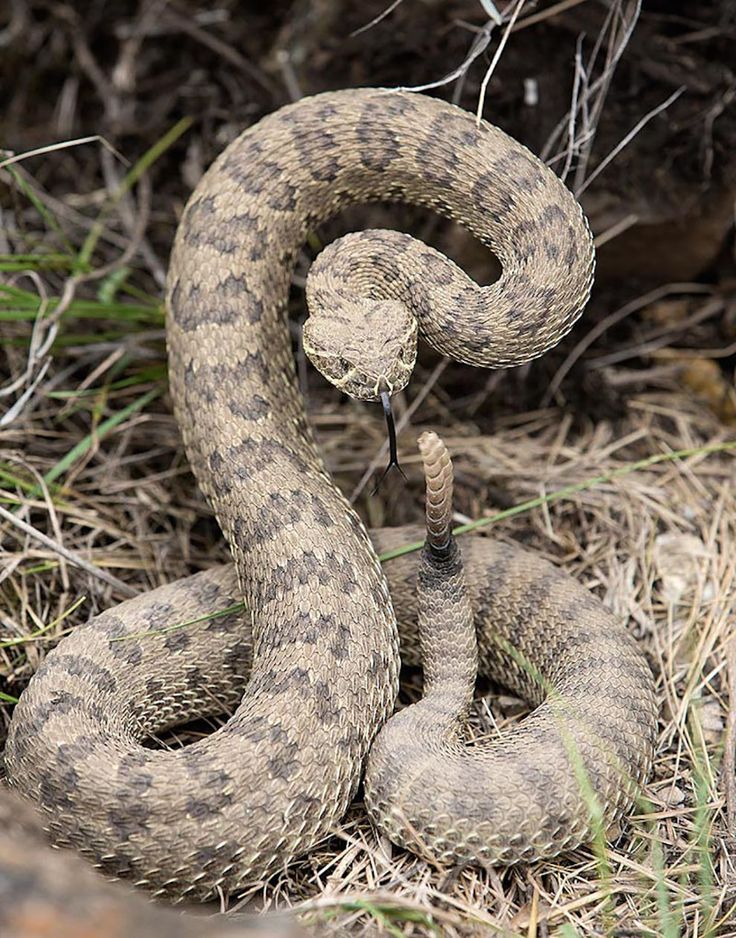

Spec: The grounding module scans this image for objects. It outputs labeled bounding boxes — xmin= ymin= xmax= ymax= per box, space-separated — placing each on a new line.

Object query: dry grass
xmin=2 ymin=1 xmax=736 ymax=935
xmin=289 ymin=388 xmax=736 ymax=936
xmin=2 ymin=263 xmax=735 ymax=935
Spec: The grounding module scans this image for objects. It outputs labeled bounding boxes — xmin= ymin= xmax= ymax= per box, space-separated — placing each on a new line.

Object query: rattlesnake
xmin=4 ymin=89 xmax=657 ymax=903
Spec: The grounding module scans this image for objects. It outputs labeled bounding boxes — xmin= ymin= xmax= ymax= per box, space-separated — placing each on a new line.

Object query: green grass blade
xmin=378 ymin=440 xmax=736 ymax=563
xmin=76 ymin=117 xmax=192 ymax=271
xmin=43 ymin=387 xmax=162 ymax=487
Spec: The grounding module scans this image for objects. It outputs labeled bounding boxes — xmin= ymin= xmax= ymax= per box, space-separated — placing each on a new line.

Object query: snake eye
xmin=333 ymin=356 xmax=351 ymax=378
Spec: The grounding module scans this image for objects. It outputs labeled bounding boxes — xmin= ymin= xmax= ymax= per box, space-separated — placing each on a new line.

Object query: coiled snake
xmin=4 ymin=89 xmax=657 ymax=903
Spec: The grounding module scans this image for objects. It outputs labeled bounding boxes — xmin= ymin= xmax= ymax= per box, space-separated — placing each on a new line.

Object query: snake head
xmin=303 ymin=302 xmax=418 ymax=401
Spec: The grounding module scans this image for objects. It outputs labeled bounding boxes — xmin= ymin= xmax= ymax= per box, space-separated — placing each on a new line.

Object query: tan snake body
xmin=4 ymin=89 xmax=656 ymax=900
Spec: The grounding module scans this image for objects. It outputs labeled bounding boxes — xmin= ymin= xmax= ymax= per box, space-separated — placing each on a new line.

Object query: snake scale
xmin=4 ymin=89 xmax=657 ymax=906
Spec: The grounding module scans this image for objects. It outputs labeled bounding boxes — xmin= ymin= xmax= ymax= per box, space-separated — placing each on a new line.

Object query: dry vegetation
xmin=1 ymin=0 xmax=736 ymax=935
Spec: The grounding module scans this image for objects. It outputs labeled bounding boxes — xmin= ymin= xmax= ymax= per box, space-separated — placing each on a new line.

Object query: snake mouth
xmin=374 ymin=375 xmax=394 ymax=398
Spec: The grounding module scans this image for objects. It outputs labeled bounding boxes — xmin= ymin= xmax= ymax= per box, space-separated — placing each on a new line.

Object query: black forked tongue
xmin=372 ymin=391 xmax=407 ymax=495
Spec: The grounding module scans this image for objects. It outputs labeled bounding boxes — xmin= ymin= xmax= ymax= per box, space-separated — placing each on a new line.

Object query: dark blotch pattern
xmin=3 ymin=88 xmax=652 ymax=907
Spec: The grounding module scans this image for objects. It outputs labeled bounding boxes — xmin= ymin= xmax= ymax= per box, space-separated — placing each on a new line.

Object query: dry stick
xmin=391 ymin=17 xmax=497 ymax=95
xmin=542 ymin=283 xmax=714 ymax=405
xmin=575 ymin=86 xmax=686 ymax=196
xmin=558 ymin=33 xmax=586 ymax=183
xmin=350 ymin=0 xmax=405 ymax=37
xmin=592 ymin=212 xmax=639 ymax=248
xmin=726 ymin=634 xmax=736 ymax=839
xmin=56 ymin=346 xmax=128 ymax=419
xmin=588 ymin=304 xmax=731 ymax=369
xmin=0 ymin=503 xmax=137 ymax=597
xmin=0 ymin=272 xmax=56 ymax=426
xmin=0 ymin=135 xmax=125 ymax=171
xmin=541 ymin=1 xmax=641 ymax=186
xmin=112 ymin=0 xmax=165 ymax=92
xmin=275 ymin=49 xmax=303 ymax=102
xmin=649 ymin=338 xmax=736 ymax=362
xmin=478 ymin=0 xmax=503 ymax=25
xmin=71 ymin=29 xmax=124 ymax=128
xmin=539 ymin=3 xmax=618 ymax=163
xmin=5 ymin=457 xmax=71 ymax=594
xmin=513 ymin=0 xmax=590 ymax=31
xmin=2 ymin=165 xmax=132 ymax=253
xmin=572 ymin=0 xmax=642 ymax=194
xmin=100 ymin=150 xmax=163 ymax=287
xmin=601 ymin=293 xmax=722 ymax=355
xmin=377 ymin=439 xmax=736 ymax=563
xmin=475 ymin=0 xmax=526 ymax=124
xmin=2 ymin=275 xmax=97 ymax=427
xmin=0 ymin=0 xmax=27 ymax=48
xmin=162 ymin=8 xmax=278 ymax=98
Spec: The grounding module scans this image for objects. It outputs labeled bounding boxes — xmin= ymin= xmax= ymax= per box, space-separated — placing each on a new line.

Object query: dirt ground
xmin=1 ymin=1 xmax=735 ymax=935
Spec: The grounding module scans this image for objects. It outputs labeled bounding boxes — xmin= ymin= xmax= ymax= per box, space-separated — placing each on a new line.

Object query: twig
xmin=586 ymin=298 xmax=727 ymax=369
xmin=572 ymin=0 xmax=642 ymax=193
xmin=513 ymin=0 xmax=590 ymax=31
xmin=378 ymin=439 xmax=736 ymax=562
xmin=0 ymin=136 xmax=125 ymax=171
xmin=725 ymin=634 xmax=736 ymax=838
xmin=0 ymin=271 xmax=56 ymax=426
xmin=542 ymin=283 xmax=713 ymax=405
xmin=540 ymin=1 xmax=642 ymax=189
xmin=275 ymin=49 xmax=303 ymax=102
xmin=391 ymin=20 xmax=496 ymax=95
xmin=558 ymin=33 xmax=586 ymax=183
xmin=350 ymin=0 xmax=405 ymax=37
xmin=576 ymin=87 xmax=685 ymax=195
xmin=0 ymin=503 xmax=137 ymax=597
xmin=162 ymin=8 xmax=278 ymax=98
xmin=593 ymin=212 xmax=639 ymax=248
xmin=476 ymin=0 xmax=526 ymax=124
